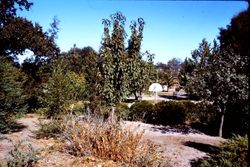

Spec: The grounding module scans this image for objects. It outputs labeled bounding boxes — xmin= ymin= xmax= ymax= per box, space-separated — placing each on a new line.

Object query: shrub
xmin=196 ymin=135 xmax=248 ymax=167
xmin=154 ymin=101 xmax=186 ymax=125
xmin=181 ymin=101 xmax=199 ymax=123
xmin=129 ymin=101 xmax=155 ymax=122
xmin=33 ymin=118 xmax=64 ymax=139
xmin=70 ymin=101 xmax=86 ymax=115
xmin=61 ymin=116 xmax=165 ymax=166
xmin=2 ymin=141 xmax=40 ymax=167
xmin=115 ymin=103 xmax=130 ymax=121
xmin=182 ymin=101 xmax=217 ymax=125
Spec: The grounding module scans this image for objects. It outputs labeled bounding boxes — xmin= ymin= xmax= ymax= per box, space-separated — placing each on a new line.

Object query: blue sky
xmin=19 ymin=0 xmax=248 ymax=63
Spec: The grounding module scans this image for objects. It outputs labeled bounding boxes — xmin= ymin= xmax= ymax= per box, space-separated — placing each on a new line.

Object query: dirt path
xmin=0 ymin=114 xmax=41 ymax=161
xmin=0 ymin=115 xmax=225 ymax=166
xmin=122 ymin=121 xmax=225 ymax=167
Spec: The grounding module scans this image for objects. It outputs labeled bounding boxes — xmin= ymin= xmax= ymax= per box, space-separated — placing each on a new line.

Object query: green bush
xmin=33 ymin=119 xmax=63 ymax=139
xmin=154 ymin=101 xmax=186 ymax=125
xmin=182 ymin=101 xmax=217 ymax=125
xmin=129 ymin=101 xmax=155 ymax=122
xmin=127 ymin=100 xmax=219 ymax=129
xmin=196 ymin=135 xmax=248 ymax=167
xmin=180 ymin=101 xmax=198 ymax=123
xmin=115 ymin=103 xmax=130 ymax=121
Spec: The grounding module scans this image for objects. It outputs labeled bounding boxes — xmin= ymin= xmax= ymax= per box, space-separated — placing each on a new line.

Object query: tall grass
xmin=61 ymin=115 xmax=166 ymax=166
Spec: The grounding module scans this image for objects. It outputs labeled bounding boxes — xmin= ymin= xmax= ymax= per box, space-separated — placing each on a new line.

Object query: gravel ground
xmin=0 ymin=114 xmax=225 ymax=167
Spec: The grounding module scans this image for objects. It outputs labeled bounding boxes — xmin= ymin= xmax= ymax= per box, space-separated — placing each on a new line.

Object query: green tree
xmin=0 ymin=16 xmax=59 ymax=62
xmin=39 ymin=61 xmax=85 ymax=117
xmin=181 ymin=39 xmax=224 ymax=136
xmin=182 ymin=37 xmax=248 ymax=137
xmin=0 ymin=57 xmax=27 ymax=131
xmin=127 ymin=18 xmax=154 ymax=100
xmin=0 ymin=0 xmax=32 ymax=26
xmin=21 ymin=57 xmax=43 ymax=111
xmin=64 ymin=46 xmax=99 ymax=99
xmin=0 ymin=0 xmax=59 ymax=60
xmin=98 ymin=12 xmax=128 ymax=120
xmin=178 ymin=58 xmax=196 ymax=89
xmin=218 ymin=7 xmax=249 ymax=160
xmin=157 ymin=58 xmax=182 ymax=91
xmin=0 ymin=0 xmax=60 ymax=112
xmin=0 ymin=0 xmax=60 ymax=113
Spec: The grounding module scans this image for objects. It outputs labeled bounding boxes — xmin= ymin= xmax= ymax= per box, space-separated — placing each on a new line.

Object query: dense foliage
xmin=129 ymin=101 xmax=155 ymax=122
xmin=39 ymin=62 xmax=85 ymax=117
xmin=127 ymin=19 xmax=155 ymax=100
xmin=62 ymin=46 xmax=99 ymax=99
xmin=157 ymin=58 xmax=182 ymax=90
xmin=98 ymin=12 xmax=128 ymax=106
xmin=0 ymin=57 xmax=27 ymax=131
xmin=179 ymin=8 xmax=249 ymax=137
xmin=194 ymin=135 xmax=248 ymax=167
xmin=128 ymin=100 xmax=218 ymax=131
xmin=0 ymin=0 xmax=60 ymax=127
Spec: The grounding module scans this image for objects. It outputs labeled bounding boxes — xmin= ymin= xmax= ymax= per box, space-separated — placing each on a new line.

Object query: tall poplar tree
xmin=127 ymin=18 xmax=154 ymax=100
xmin=98 ymin=12 xmax=128 ymax=120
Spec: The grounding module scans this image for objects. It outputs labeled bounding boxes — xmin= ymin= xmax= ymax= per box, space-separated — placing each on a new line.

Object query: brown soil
xmin=0 ymin=114 xmax=225 ymax=167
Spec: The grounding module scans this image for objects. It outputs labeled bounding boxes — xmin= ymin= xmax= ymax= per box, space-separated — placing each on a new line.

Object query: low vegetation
xmin=127 ymin=100 xmax=217 ymax=127
xmin=33 ymin=118 xmax=64 ymax=139
xmin=1 ymin=141 xmax=40 ymax=167
xmin=34 ymin=115 xmax=166 ymax=166
xmin=194 ymin=135 xmax=248 ymax=167
xmin=129 ymin=101 xmax=154 ymax=122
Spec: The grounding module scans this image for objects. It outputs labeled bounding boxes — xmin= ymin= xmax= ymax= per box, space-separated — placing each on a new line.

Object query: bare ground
xmin=121 ymin=121 xmax=225 ymax=167
xmin=0 ymin=114 xmax=225 ymax=167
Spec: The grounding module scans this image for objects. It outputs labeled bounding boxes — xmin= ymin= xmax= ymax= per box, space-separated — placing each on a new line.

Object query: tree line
xmin=0 ymin=0 xmax=249 ymax=141
xmin=0 ymin=0 xmax=155 ymax=127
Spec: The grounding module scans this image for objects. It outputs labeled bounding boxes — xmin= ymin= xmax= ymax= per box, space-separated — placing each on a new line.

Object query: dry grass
xmin=60 ymin=115 xmax=166 ymax=166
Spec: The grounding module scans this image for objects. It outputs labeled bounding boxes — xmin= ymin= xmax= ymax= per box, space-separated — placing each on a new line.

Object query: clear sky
xmin=19 ymin=0 xmax=248 ymax=64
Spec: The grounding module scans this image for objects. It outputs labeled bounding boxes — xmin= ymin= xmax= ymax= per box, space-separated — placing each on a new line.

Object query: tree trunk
xmin=138 ymin=91 xmax=142 ymax=102
xmin=134 ymin=92 xmax=138 ymax=101
xmin=219 ymin=113 xmax=224 ymax=137
xmin=111 ymin=106 xmax=115 ymax=124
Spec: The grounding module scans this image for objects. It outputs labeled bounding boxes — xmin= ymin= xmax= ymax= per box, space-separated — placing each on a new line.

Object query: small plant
xmin=196 ymin=135 xmax=248 ymax=167
xmin=3 ymin=141 xmax=40 ymax=167
xmin=33 ymin=118 xmax=63 ymax=139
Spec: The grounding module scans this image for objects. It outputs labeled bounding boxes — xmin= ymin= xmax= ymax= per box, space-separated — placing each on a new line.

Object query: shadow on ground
xmin=150 ymin=125 xmax=202 ymax=134
xmin=190 ymin=122 xmax=218 ymax=136
xmin=184 ymin=141 xmax=219 ymax=154
xmin=184 ymin=141 xmax=220 ymax=167
xmin=0 ymin=121 xmax=27 ymax=134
